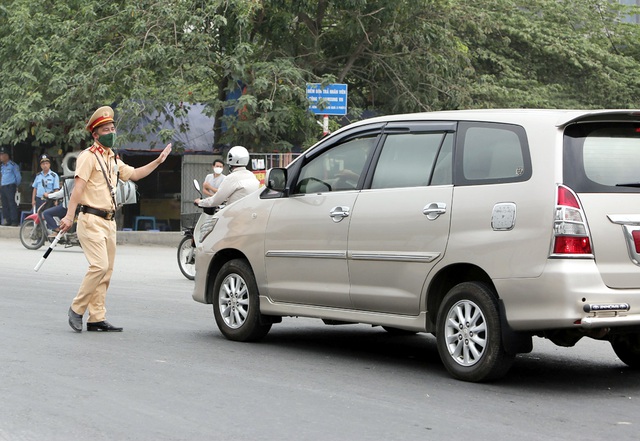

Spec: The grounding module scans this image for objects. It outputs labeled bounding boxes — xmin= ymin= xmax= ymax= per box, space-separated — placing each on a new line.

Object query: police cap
xmin=40 ymin=154 xmax=51 ymax=163
xmin=86 ymin=106 xmax=115 ymax=132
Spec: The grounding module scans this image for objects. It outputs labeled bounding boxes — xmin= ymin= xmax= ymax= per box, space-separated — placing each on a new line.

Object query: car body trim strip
xmin=580 ymin=314 xmax=640 ymax=328
xmin=608 ymin=214 xmax=640 ymax=225
xmin=264 ymin=250 xmax=440 ymax=262
xmin=350 ymin=252 xmax=441 ymax=263
xmin=265 ymin=250 xmax=346 ymax=259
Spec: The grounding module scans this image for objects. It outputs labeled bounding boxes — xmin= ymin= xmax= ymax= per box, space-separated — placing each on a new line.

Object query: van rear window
xmin=564 ymin=123 xmax=640 ymax=193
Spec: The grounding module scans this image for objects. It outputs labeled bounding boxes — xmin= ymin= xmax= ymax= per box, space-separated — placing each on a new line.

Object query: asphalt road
xmin=0 ymin=237 xmax=638 ymax=441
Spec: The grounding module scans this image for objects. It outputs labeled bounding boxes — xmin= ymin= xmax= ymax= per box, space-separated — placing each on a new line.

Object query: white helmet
xmin=227 ymin=145 xmax=250 ymax=167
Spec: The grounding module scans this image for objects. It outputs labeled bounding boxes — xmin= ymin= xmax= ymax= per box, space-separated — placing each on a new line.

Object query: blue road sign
xmin=306 ymin=83 xmax=348 ymax=116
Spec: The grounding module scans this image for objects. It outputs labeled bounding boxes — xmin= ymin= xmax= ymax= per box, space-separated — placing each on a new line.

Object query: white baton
xmin=34 ymin=230 xmax=65 ymax=272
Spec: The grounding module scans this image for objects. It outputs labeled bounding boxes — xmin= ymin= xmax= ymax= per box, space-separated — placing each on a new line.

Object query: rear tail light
xmin=552 ymin=185 xmax=593 ymax=256
xmin=632 ymin=230 xmax=640 ymax=253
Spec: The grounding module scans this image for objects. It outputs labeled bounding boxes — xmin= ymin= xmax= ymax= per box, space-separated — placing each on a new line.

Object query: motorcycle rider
xmin=43 ymin=177 xmax=75 ymax=235
xmin=194 ymin=146 xmax=260 ymax=208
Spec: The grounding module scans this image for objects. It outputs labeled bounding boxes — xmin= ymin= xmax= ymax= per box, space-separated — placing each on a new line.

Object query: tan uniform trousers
xmin=70 ymin=212 xmax=117 ymax=323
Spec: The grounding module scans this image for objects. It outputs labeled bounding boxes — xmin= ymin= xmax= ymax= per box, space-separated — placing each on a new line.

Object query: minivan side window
xmin=294 ymin=136 xmax=377 ymax=194
xmin=457 ymin=122 xmax=531 ymax=185
xmin=371 ymin=132 xmax=452 ymax=189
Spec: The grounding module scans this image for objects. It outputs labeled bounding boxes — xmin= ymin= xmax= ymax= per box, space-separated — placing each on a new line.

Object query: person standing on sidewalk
xmin=58 ymin=105 xmax=172 ymax=333
xmin=202 ymin=158 xmax=226 ymax=196
xmin=31 ymin=154 xmax=60 ymax=211
xmin=0 ymin=146 xmax=21 ymax=226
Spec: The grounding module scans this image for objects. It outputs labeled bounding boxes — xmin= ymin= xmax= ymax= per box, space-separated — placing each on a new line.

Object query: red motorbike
xmin=19 ymin=201 xmax=79 ymax=250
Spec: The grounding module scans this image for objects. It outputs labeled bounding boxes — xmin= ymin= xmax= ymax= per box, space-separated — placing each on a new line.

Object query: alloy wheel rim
xmin=444 ymin=300 xmax=487 ymax=367
xmin=218 ymin=273 xmax=249 ymax=329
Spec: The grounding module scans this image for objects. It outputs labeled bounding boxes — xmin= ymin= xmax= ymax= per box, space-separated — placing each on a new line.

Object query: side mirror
xmin=266 ymin=168 xmax=287 ymax=192
xmin=193 ymin=179 xmax=202 ymax=197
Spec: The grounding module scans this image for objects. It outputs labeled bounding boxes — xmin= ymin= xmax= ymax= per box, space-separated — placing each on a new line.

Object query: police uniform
xmin=69 ymin=106 xmax=134 ymax=330
xmin=0 ymin=146 xmax=22 ymax=226
xmin=32 ymin=154 xmax=60 ymax=210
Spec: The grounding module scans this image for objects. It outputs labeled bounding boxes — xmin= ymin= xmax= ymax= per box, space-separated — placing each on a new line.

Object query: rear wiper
xmin=616 ymin=182 xmax=640 ymax=187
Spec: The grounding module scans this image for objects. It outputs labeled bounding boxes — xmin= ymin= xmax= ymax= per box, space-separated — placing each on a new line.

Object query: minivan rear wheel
xmin=213 ymin=259 xmax=271 ymax=342
xmin=436 ymin=282 xmax=514 ymax=382
xmin=610 ymin=333 xmax=640 ymax=368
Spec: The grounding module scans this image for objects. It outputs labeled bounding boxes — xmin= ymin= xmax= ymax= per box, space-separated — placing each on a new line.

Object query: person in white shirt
xmin=203 ymin=158 xmax=226 ymax=196
xmin=195 ymin=146 xmax=259 ymax=208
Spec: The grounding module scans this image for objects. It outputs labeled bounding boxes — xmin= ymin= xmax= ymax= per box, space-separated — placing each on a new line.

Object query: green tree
xmin=209 ymin=0 xmax=474 ymax=150
xmin=0 ymin=0 xmax=198 ymax=151
xmin=453 ymin=0 xmax=640 ymax=108
xmin=1 ymin=0 xmax=640 ymax=155
xmin=0 ymin=0 xmax=476 ymax=153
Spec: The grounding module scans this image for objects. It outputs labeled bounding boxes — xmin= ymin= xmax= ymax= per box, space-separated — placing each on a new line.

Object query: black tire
xmin=177 ymin=236 xmax=195 ymax=280
xmin=213 ymin=259 xmax=271 ymax=342
xmin=19 ymin=219 xmax=45 ymax=250
xmin=436 ymin=282 xmax=514 ymax=382
xmin=611 ymin=334 xmax=640 ymax=368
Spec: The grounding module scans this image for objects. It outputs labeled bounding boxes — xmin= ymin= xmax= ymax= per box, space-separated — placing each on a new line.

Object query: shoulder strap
xmin=92 ymin=151 xmax=118 ymax=210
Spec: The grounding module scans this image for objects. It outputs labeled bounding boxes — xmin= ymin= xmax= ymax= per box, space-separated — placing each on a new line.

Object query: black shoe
xmin=68 ymin=307 xmax=83 ymax=333
xmin=86 ymin=321 xmax=123 ymax=332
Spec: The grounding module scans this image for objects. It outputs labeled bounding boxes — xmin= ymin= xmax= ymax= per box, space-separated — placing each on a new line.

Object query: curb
xmin=0 ymin=225 xmax=182 ymax=247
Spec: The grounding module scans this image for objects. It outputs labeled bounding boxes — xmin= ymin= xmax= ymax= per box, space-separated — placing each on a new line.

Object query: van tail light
xmin=552 ymin=185 xmax=593 ymax=256
xmin=633 ymin=230 xmax=640 ymax=254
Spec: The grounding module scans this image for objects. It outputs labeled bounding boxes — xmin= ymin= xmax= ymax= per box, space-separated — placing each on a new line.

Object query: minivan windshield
xmin=564 ymin=123 xmax=640 ymax=192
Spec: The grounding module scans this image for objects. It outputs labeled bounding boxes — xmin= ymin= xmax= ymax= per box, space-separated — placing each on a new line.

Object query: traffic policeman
xmin=59 ymin=106 xmax=172 ymax=333
xmin=0 ymin=146 xmax=21 ymax=226
xmin=31 ymin=154 xmax=60 ymax=211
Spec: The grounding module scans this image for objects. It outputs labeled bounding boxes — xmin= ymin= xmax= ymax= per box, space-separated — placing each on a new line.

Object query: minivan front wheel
xmin=436 ymin=282 xmax=514 ymax=382
xmin=213 ymin=259 xmax=271 ymax=342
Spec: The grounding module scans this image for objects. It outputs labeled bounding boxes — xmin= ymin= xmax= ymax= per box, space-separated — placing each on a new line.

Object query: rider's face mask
xmin=97 ymin=132 xmax=117 ymax=148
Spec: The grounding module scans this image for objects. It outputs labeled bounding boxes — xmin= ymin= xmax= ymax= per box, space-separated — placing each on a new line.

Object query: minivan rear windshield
xmin=563 ymin=122 xmax=640 ymax=193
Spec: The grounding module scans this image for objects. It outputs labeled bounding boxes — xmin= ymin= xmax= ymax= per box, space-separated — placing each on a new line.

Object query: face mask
xmin=98 ymin=132 xmax=116 ymax=148
xmin=213 ymin=167 xmax=223 ymax=175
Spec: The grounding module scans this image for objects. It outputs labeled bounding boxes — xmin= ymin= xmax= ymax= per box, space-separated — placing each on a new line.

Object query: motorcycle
xmin=19 ymin=200 xmax=79 ymax=250
xmin=177 ymin=180 xmax=218 ymax=280
xmin=177 ymin=211 xmax=199 ymax=280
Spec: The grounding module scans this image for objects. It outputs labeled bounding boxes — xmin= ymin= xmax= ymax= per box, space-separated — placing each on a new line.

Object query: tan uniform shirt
xmin=75 ymin=144 xmax=134 ymax=211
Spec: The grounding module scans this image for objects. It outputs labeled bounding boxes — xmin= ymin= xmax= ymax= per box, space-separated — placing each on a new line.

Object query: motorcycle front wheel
xmin=177 ymin=235 xmax=196 ymax=280
xmin=20 ymin=219 xmax=46 ymax=250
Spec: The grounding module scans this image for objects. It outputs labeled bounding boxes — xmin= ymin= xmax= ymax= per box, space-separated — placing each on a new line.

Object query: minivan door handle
xmin=423 ymin=202 xmax=447 ymax=220
xmin=329 ymin=206 xmax=350 ymax=222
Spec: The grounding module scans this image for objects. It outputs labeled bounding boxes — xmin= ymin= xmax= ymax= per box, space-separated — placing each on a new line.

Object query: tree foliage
xmin=453 ymin=0 xmax=640 ymax=108
xmin=0 ymin=0 xmax=639 ymax=154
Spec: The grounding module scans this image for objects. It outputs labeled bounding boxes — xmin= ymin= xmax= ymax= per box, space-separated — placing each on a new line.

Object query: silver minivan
xmin=192 ymin=109 xmax=640 ymax=382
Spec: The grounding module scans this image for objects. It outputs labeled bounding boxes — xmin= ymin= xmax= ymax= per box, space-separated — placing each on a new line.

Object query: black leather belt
xmin=80 ymin=205 xmax=115 ymax=221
